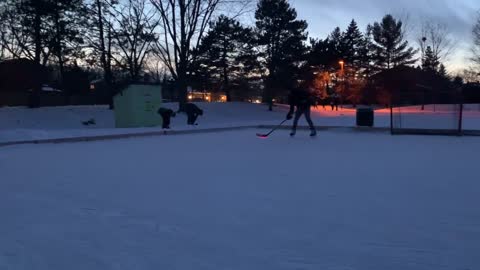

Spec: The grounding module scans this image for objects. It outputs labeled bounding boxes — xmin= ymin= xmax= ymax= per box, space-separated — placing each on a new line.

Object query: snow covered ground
xmin=1 ymin=102 xmax=479 ymax=143
xmin=0 ymin=103 xmax=300 ymax=143
xmin=1 ymin=130 xmax=480 ymax=270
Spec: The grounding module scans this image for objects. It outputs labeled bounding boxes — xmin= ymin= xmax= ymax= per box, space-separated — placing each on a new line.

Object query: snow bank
xmin=0 ymin=103 xmax=357 ymax=143
xmin=1 ymin=103 xmax=479 ymax=143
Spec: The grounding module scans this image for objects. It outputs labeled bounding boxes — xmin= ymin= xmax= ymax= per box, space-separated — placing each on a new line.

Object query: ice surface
xmin=1 ymin=130 xmax=479 ymax=270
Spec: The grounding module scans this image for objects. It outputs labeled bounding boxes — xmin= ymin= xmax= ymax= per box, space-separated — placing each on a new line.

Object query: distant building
xmin=187 ymin=89 xmax=227 ymax=103
xmin=0 ymin=58 xmax=50 ymax=93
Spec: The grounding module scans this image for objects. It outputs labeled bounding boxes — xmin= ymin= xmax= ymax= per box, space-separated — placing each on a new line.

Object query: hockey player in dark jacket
xmin=158 ymin=107 xmax=176 ymax=129
xmin=286 ymin=88 xmax=317 ymax=137
xmin=185 ymin=103 xmax=203 ymax=125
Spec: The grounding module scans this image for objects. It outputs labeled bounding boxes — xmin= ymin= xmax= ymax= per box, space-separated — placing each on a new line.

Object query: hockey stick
xmin=256 ymin=119 xmax=289 ymax=138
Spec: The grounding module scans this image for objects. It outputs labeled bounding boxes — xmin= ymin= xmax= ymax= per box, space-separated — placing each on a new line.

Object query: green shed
xmin=113 ymin=84 xmax=162 ymax=128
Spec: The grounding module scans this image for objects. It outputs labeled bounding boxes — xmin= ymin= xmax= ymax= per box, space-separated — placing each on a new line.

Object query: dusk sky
xmin=253 ymin=0 xmax=480 ymax=72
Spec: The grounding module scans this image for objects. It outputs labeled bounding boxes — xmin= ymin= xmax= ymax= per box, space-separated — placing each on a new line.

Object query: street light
xmin=339 ymin=60 xmax=345 ymax=73
xmin=338 ymin=60 xmax=345 ymax=110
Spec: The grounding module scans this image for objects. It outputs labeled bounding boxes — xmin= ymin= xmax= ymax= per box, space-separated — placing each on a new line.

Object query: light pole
xmin=421 ymin=37 xmax=427 ymax=64
xmin=338 ymin=60 xmax=345 ymax=110
xmin=339 ymin=60 xmax=345 ymax=74
xmin=421 ymin=37 xmax=427 ymax=111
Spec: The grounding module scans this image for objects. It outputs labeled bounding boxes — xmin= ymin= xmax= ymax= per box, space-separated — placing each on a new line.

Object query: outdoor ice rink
xmin=1 ymin=129 xmax=479 ymax=270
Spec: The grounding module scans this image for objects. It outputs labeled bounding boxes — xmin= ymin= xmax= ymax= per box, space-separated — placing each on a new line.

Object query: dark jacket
xmin=157 ymin=108 xmax=175 ymax=117
xmin=185 ymin=103 xmax=203 ymax=116
xmin=288 ymin=89 xmax=313 ymax=113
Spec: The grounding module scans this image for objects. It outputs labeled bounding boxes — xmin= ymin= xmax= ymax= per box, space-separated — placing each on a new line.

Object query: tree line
xmin=1 ymin=0 xmax=479 ymax=109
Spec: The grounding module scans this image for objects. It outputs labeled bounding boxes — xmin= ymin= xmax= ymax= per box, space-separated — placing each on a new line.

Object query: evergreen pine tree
xmin=438 ymin=63 xmax=448 ymax=78
xmin=194 ymin=16 xmax=254 ymax=101
xmin=342 ymin=20 xmax=364 ymax=68
xmin=422 ymin=46 xmax=440 ymax=72
xmin=371 ymin=14 xmax=417 ymax=70
xmin=358 ymin=24 xmax=374 ymax=77
xmin=255 ymin=0 xmax=308 ymax=110
xmin=309 ymin=38 xmax=336 ymax=69
xmin=329 ymin=27 xmax=344 ymax=59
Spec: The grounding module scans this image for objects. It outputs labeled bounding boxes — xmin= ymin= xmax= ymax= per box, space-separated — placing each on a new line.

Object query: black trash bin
xmin=356 ymin=107 xmax=374 ymax=127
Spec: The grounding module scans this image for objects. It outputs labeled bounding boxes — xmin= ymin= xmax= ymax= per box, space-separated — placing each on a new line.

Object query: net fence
xmin=390 ymin=89 xmax=463 ymax=135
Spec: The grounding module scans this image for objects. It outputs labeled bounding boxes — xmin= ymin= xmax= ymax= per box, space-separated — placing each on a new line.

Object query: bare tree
xmin=459 ymin=68 xmax=480 ymax=83
xmin=109 ymin=0 xmax=159 ymax=80
xmin=395 ymin=11 xmax=414 ymax=38
xmin=417 ymin=20 xmax=455 ymax=69
xmin=0 ymin=37 xmax=4 ymax=60
xmin=150 ymin=0 xmax=251 ymax=110
xmin=0 ymin=1 xmax=5 ymax=60
xmin=144 ymin=57 xmax=167 ymax=83
xmin=0 ymin=0 xmax=85 ymax=70
xmin=85 ymin=0 xmax=116 ymax=107
xmin=0 ymin=0 xmax=52 ymax=64
xmin=473 ymin=12 xmax=480 ymax=66
xmin=49 ymin=0 xmax=86 ymax=89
